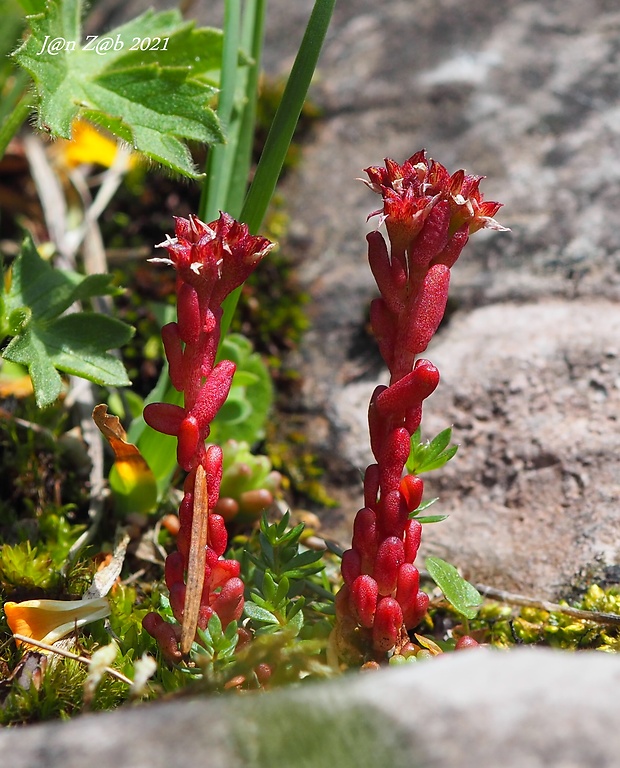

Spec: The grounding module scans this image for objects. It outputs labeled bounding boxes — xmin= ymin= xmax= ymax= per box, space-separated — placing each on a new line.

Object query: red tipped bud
xmin=177 ymin=415 xmax=200 ymax=471
xmin=352 ymin=507 xmax=378 ymax=568
xmin=212 ymin=577 xmax=245 ymax=627
xmin=396 ymin=563 xmax=422 ymax=627
xmin=374 ymin=536 xmax=404 ymax=595
xmin=142 ymin=613 xmax=182 ymax=663
xmin=379 ymin=427 xmax=411 ymax=495
xmin=164 ymin=551 xmax=185 ymax=590
xmin=208 ymin=514 xmax=228 ymax=557
xmin=372 ymin=596 xmax=403 ymax=652
xmin=363 ymin=463 xmax=380 ymax=508
xmin=378 ymin=490 xmax=409 ymax=538
xmin=239 ymin=489 xmax=273 ymax=516
xmin=169 ymin=582 xmax=186 ymax=624
xmin=351 ymin=575 xmax=379 ymax=628
xmin=400 ymin=475 xmax=424 ymax=513
xmin=255 ymin=663 xmax=272 ymax=686
xmin=404 ymin=519 xmax=423 ymax=562
xmin=210 ymin=557 xmax=241 ymax=590
xmin=455 ymin=635 xmax=480 ymax=650
xmin=341 ymin=548 xmax=362 ymax=587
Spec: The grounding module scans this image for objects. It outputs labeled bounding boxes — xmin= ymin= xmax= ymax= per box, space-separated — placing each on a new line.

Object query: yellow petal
xmin=4 ymin=597 xmax=110 ymax=647
xmin=93 ymin=404 xmax=157 ymax=514
xmin=62 ymin=120 xmax=136 ymax=170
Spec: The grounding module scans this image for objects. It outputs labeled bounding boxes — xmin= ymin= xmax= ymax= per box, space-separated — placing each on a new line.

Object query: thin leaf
xmin=243 ymin=602 xmax=279 ymax=625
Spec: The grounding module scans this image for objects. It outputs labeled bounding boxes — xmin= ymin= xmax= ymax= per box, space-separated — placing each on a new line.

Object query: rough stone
xmin=2 ymin=649 xmax=620 ymax=768
xmin=249 ymin=0 xmax=620 ymax=598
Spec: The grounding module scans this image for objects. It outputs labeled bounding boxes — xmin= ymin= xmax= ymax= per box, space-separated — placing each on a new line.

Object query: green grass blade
xmin=200 ymin=0 xmax=242 ymax=222
xmin=240 ymin=0 xmax=336 ymax=234
xmin=219 ymin=0 xmax=335 ymax=342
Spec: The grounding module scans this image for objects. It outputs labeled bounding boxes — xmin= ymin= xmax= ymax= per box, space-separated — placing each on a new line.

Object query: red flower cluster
xmin=142 ymin=213 xmax=273 ymax=659
xmin=336 ymin=152 xmax=506 ymax=656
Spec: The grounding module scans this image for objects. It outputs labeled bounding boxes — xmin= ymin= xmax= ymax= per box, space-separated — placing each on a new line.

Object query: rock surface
xmin=256 ymin=0 xmax=620 ymax=598
xmin=2 ymin=649 xmax=620 ymax=768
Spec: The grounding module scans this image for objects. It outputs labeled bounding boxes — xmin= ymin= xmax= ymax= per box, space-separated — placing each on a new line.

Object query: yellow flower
xmin=62 ymin=120 xmax=135 ymax=170
xmin=4 ymin=597 xmax=110 ymax=647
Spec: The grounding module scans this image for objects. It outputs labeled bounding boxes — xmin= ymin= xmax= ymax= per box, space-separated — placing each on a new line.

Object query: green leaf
xmin=262 ymin=571 xmax=277 ymax=604
xmin=243 ymin=602 xmax=279 ymax=625
xmin=406 ymin=427 xmax=458 ymax=474
xmin=426 ymin=556 xmax=482 ymax=620
xmin=1 ymin=233 xmax=133 ymax=407
xmin=414 ymin=515 xmax=449 ymax=524
xmin=13 ymin=1 xmax=226 ymax=177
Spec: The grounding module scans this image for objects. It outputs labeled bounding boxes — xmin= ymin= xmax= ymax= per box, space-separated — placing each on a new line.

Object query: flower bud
xmin=352 ymin=507 xmax=378 ymax=568
xmin=455 ymin=635 xmax=480 ymax=650
xmin=341 ymin=549 xmax=362 ymax=587
xmin=372 ymin=596 xmax=403 ymax=652
xmin=404 ymin=519 xmax=423 ymax=562
xmin=210 ymin=558 xmax=241 ymax=590
xmin=374 ymin=536 xmax=404 ymax=595
xmin=363 ymin=463 xmax=380 ymax=508
xmin=177 ymin=415 xmax=200 ymax=471
xmin=351 ymin=575 xmax=379 ymax=628
xmin=379 ymin=427 xmax=411 ymax=496
xmin=169 ymin=582 xmax=186 ymax=624
xmin=208 ymin=514 xmax=228 ymax=557
xmin=212 ymin=577 xmax=244 ymax=627
xmin=378 ymin=490 xmax=409 ymax=538
xmin=164 ymin=551 xmax=185 ymax=590
xmin=142 ymin=613 xmax=182 ymax=663
xmin=395 ymin=563 xmax=422 ymax=627
xmin=400 ymin=475 xmax=424 ymax=513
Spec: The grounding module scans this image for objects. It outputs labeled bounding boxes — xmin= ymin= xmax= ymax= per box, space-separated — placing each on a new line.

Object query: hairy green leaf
xmin=1 ymin=233 xmax=133 ymax=407
xmin=13 ymin=0 xmax=225 ymax=177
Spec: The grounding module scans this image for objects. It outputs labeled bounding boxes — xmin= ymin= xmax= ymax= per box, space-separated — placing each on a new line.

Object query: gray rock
xmin=2 ymin=649 xmax=620 ymax=768
xmin=254 ymin=0 xmax=620 ymax=598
